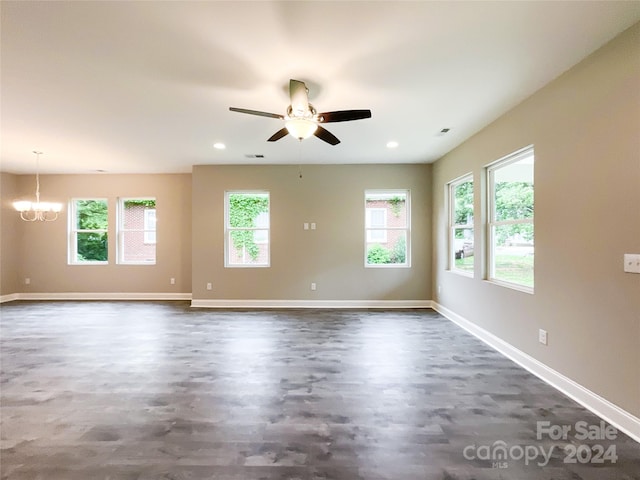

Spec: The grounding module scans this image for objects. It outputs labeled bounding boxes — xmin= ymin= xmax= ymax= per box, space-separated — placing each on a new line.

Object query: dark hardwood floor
xmin=1 ymin=301 xmax=638 ymax=480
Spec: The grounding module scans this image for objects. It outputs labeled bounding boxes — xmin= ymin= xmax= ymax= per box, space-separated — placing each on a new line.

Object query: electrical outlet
xmin=623 ymin=254 xmax=640 ymax=273
xmin=170 ymin=277 xmax=175 ymax=285
xmin=24 ymin=277 xmax=31 ymax=285
xmin=206 ymin=282 xmax=212 ymax=290
xmin=438 ymin=285 xmax=442 ymax=294
xmin=539 ymin=329 xmax=548 ymax=346
xmin=311 ymin=282 xmax=317 ymax=291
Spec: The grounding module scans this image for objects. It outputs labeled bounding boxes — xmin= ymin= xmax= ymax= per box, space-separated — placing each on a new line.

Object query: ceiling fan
xmin=229 ymin=79 xmax=372 ymax=145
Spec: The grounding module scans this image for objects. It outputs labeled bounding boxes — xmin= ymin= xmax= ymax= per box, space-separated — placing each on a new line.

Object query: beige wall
xmin=0 ymin=173 xmax=21 ymax=296
xmin=432 ymin=23 xmax=640 ymax=417
xmin=192 ymin=164 xmax=432 ymax=302
xmin=5 ymin=173 xmax=192 ymax=294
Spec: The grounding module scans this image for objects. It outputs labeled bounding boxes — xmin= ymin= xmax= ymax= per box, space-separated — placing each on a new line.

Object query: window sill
xmin=69 ymin=261 xmax=108 ymax=266
xmin=485 ymin=278 xmax=534 ymax=295
xmin=448 ymin=268 xmax=474 ymax=278
xmin=365 ymin=264 xmax=411 ymax=269
xmin=118 ymin=262 xmax=157 ymax=266
xmin=225 ymin=264 xmax=271 ymax=268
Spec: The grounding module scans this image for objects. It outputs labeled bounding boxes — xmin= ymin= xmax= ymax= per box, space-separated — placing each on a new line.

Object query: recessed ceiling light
xmin=213 ymin=142 xmax=226 ymax=150
xmin=386 ymin=141 xmax=399 ymax=149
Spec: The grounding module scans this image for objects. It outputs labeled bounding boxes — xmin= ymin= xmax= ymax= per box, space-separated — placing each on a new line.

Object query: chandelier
xmin=13 ymin=151 xmax=62 ymax=222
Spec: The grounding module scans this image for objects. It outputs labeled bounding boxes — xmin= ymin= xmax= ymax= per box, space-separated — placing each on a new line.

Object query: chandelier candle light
xmin=13 ymin=151 xmax=62 ymax=222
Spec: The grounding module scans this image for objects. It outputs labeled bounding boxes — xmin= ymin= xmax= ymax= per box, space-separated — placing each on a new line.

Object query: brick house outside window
xmin=118 ymin=198 xmax=156 ymax=264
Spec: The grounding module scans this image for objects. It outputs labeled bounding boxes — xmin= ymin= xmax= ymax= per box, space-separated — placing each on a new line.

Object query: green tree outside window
xmin=75 ymin=199 xmax=108 ymax=262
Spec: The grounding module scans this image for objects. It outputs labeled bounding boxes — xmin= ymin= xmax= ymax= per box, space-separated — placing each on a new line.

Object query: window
xmin=449 ymin=175 xmax=474 ymax=274
xmin=365 ymin=190 xmax=410 ymax=267
xmin=253 ymin=211 xmax=269 ymax=244
xmin=366 ymin=208 xmax=387 ymax=242
xmin=225 ymin=191 xmax=270 ymax=267
xmin=144 ymin=209 xmax=157 ymax=244
xmin=69 ymin=199 xmax=108 ymax=264
xmin=487 ymin=146 xmax=534 ymax=291
xmin=117 ymin=198 xmax=157 ymax=264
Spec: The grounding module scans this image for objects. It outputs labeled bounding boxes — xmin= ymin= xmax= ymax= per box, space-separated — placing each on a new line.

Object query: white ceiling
xmin=2 ymin=1 xmax=639 ymax=174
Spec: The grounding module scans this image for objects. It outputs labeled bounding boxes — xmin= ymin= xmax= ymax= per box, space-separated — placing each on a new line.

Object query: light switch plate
xmin=623 ymin=254 xmax=640 ymax=274
xmin=539 ymin=329 xmax=548 ymax=345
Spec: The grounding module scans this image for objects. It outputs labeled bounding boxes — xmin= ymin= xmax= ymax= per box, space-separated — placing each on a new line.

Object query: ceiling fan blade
xmin=229 ymin=107 xmax=283 ymax=120
xmin=318 ymin=109 xmax=372 ymax=123
xmin=289 ymin=79 xmax=309 ymax=116
xmin=314 ymin=126 xmax=340 ymax=145
xmin=267 ymin=128 xmax=289 ymax=142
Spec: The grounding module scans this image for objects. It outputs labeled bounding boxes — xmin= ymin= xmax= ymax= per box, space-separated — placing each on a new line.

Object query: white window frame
xmin=364 ymin=189 xmax=411 ymax=268
xmin=487 ymin=146 xmax=534 ymax=293
xmin=448 ymin=174 xmax=474 ymax=276
xmin=117 ymin=197 xmax=157 ymax=265
xmin=68 ymin=198 xmax=109 ymax=265
xmin=225 ymin=191 xmax=270 ymax=268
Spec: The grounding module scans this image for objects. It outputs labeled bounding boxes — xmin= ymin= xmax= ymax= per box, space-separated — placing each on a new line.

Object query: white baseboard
xmin=1 ymin=292 xmax=191 ymax=302
xmin=0 ymin=293 xmax=20 ymax=304
xmin=191 ymin=299 xmax=433 ymax=309
xmin=3 ymin=295 xmax=429 ymax=309
xmin=432 ymin=302 xmax=640 ymax=444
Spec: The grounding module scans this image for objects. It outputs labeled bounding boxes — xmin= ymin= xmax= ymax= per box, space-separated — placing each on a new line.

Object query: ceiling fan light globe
xmin=285 ymin=118 xmax=318 ymax=140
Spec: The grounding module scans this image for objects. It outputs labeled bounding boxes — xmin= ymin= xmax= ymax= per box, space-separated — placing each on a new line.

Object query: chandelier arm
xmin=44 ymin=211 xmax=59 ymax=222
xmin=20 ymin=211 xmax=38 ymax=222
